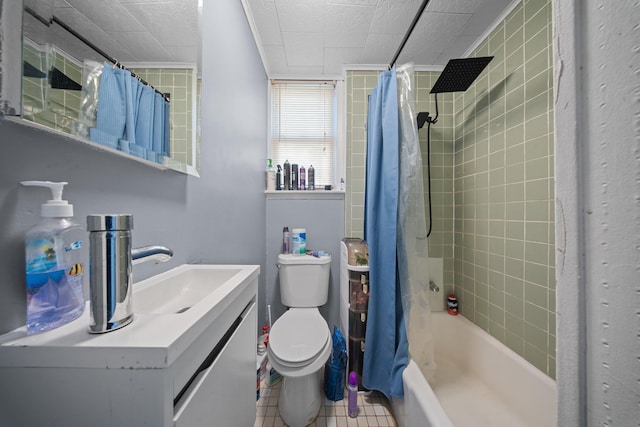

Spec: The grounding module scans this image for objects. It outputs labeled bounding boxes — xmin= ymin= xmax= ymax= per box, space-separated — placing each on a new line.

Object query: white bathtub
xmin=393 ymin=312 xmax=557 ymax=427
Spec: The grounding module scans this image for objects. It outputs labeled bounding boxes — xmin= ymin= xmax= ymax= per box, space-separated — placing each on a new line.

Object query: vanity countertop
xmin=0 ymin=264 xmax=259 ymax=370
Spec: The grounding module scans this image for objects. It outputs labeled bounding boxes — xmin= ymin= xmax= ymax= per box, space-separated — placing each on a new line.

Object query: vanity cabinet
xmin=0 ymin=265 xmax=259 ymax=427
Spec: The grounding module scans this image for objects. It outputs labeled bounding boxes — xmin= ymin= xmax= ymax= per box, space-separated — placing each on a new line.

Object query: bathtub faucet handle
xmin=429 ymin=281 xmax=439 ymax=292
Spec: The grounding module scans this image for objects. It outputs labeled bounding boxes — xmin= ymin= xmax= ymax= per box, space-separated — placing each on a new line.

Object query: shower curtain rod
xmin=24 ymin=6 xmax=170 ymax=102
xmin=388 ymin=0 xmax=431 ymax=70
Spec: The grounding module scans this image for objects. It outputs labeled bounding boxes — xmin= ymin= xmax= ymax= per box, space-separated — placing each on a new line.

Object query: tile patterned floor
xmin=254 ymin=379 xmax=397 ymax=427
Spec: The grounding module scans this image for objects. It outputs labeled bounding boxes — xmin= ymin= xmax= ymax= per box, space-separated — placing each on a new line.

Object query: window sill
xmin=265 ymin=190 xmax=345 ymax=200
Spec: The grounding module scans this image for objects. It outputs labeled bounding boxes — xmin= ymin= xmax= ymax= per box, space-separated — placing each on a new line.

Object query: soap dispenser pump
xmin=21 ymin=181 xmax=85 ymax=334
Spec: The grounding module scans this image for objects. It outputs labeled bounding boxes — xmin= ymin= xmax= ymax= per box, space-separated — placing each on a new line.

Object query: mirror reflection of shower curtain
xmin=78 ymin=61 xmax=170 ymax=163
xmin=396 ymin=63 xmax=436 ymax=381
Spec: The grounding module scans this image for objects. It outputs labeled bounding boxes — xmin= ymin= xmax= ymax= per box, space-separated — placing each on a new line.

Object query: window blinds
xmin=271 ymin=81 xmax=336 ymax=187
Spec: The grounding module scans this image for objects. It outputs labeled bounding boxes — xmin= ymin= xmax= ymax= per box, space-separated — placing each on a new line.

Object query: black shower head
xmin=430 ymin=56 xmax=493 ymax=94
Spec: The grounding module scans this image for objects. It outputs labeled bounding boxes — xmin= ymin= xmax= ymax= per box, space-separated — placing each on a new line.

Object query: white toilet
xmin=268 ymin=254 xmax=332 ymax=427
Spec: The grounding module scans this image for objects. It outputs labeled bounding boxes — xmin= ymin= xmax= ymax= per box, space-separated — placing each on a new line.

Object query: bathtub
xmin=393 ymin=312 xmax=556 ymax=427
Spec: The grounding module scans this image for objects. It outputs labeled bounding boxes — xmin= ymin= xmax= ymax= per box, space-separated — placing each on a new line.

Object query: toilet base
xmin=279 ymin=370 xmax=323 ymax=427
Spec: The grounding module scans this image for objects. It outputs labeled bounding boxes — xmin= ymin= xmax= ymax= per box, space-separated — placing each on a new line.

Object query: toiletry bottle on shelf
xmin=308 ymin=165 xmax=315 ymax=190
xmin=21 ymin=181 xmax=86 ymax=335
xmin=276 ymin=165 xmax=282 ymax=190
xmin=266 ymin=159 xmax=276 ymax=191
xmin=291 ymin=163 xmax=299 ymax=190
xmin=284 ymin=160 xmax=291 ymax=190
xmin=348 ymin=371 xmax=358 ymax=417
xmin=299 ymin=166 xmax=306 ymax=190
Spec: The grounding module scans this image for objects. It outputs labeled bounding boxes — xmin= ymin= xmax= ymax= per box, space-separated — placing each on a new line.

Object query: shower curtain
xmin=363 ymin=64 xmax=435 ymax=400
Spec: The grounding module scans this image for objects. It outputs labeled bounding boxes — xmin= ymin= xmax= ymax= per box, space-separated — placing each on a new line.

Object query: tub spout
xmin=132 ymin=245 xmax=174 ymax=264
xmin=429 ymin=281 xmax=439 ymax=292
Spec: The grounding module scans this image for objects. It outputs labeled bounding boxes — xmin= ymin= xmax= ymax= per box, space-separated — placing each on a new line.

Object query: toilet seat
xmin=269 ymin=308 xmax=330 ymax=367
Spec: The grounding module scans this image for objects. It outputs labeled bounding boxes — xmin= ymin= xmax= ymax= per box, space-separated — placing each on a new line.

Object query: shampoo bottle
xmin=266 ymin=159 xmax=276 ymax=191
xmin=21 ymin=181 xmax=85 ymax=334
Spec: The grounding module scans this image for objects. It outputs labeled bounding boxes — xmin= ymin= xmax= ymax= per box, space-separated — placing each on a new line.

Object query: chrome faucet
xmin=87 ymin=214 xmax=173 ymax=334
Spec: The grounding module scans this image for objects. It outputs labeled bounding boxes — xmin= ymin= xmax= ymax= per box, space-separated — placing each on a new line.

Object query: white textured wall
xmin=554 ymin=0 xmax=640 ymax=425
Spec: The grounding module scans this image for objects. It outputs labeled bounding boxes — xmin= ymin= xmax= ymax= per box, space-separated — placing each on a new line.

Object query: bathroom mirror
xmin=13 ymin=0 xmax=201 ymax=175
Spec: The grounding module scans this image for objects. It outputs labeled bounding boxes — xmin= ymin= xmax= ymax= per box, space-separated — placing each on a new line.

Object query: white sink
xmin=0 ymin=263 xmax=260 ymax=427
xmin=0 ymin=264 xmax=260 ymax=369
xmin=134 ymin=266 xmax=243 ymax=315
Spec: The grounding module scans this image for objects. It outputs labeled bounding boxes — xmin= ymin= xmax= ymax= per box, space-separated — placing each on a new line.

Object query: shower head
xmin=430 ymin=56 xmax=493 ymax=94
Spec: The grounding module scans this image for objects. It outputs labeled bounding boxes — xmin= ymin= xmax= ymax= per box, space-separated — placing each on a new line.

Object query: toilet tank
xmin=278 ymin=254 xmax=331 ymax=307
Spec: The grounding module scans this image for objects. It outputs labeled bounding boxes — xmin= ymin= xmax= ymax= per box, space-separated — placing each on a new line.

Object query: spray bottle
xmin=276 ymin=165 xmax=282 ymax=190
xmin=299 ymin=165 xmax=306 ymax=190
xmin=283 ymin=160 xmax=291 ymax=190
xmin=308 ymin=165 xmax=315 ymax=190
xmin=21 ymin=181 xmax=86 ymax=334
xmin=348 ymin=371 xmax=358 ymax=417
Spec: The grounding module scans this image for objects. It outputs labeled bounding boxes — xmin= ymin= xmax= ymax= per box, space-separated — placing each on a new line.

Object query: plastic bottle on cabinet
xmin=21 ymin=181 xmax=85 ymax=335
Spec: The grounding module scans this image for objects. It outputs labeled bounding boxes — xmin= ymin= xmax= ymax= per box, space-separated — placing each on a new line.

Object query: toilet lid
xmin=269 ymin=309 xmax=330 ymax=366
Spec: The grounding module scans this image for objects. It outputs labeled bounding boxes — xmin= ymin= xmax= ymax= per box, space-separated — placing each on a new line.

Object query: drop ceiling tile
xmin=275 ymin=0 xmax=325 ymax=33
xmin=247 ymin=0 xmax=283 ymax=45
xmin=361 ymin=33 xmax=403 ymax=65
xmin=324 ymin=47 xmax=363 ymax=74
xmin=110 ymin=30 xmax=171 ymax=63
xmin=370 ymin=0 xmax=421 ymax=35
xmin=398 ymin=12 xmax=471 ymax=59
xmin=121 ymin=1 xmax=199 ymax=49
xmin=63 ymin=0 xmax=139 ymax=32
xmin=324 ymin=3 xmax=376 ymax=48
xmin=282 ymin=32 xmax=324 ymax=67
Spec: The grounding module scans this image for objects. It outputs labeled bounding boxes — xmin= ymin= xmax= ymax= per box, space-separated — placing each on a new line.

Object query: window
xmin=270 ymin=81 xmax=337 ymax=188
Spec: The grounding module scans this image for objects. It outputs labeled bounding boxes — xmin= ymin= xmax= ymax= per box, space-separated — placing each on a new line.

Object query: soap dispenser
xmin=21 ymin=181 xmax=85 ymax=334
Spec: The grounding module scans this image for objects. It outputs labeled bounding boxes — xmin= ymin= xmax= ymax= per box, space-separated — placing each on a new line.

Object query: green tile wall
xmin=345 ymin=0 xmax=555 ymax=378
xmin=454 ymin=0 xmax=555 ymax=378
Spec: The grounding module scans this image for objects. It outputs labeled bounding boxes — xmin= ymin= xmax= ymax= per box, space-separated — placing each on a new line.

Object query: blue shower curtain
xmin=362 ymin=68 xmax=408 ymax=399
